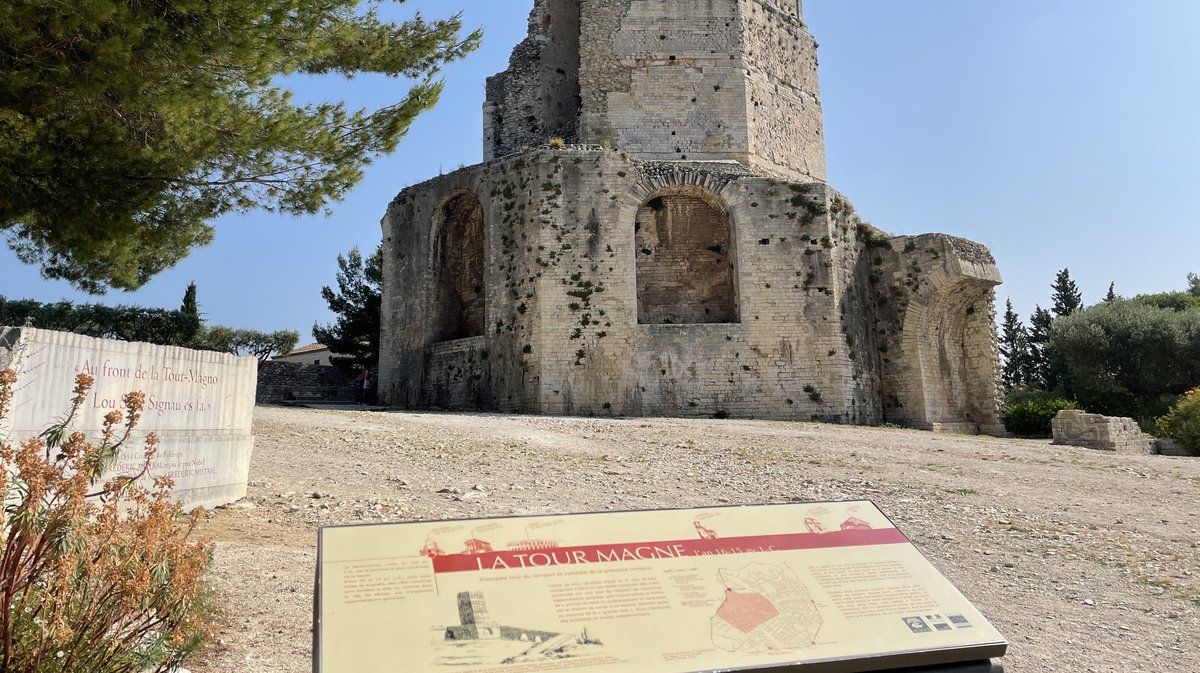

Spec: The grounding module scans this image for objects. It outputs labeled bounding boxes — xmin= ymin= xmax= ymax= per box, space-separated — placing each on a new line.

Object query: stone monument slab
xmin=316 ymin=501 xmax=1006 ymax=673
xmin=1051 ymin=410 xmax=1156 ymax=455
xmin=0 ymin=327 xmax=256 ymax=510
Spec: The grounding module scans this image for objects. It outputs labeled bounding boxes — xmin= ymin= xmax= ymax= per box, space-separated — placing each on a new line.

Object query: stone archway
xmin=878 ymin=235 xmax=1005 ymax=434
xmin=431 ymin=191 xmax=486 ymax=343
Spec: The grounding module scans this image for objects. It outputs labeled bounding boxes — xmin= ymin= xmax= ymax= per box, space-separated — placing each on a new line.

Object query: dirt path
xmin=188 ymin=406 xmax=1200 ymax=673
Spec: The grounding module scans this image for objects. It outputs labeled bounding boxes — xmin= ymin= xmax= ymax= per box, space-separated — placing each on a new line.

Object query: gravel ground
xmin=187 ymin=406 xmax=1200 ymax=673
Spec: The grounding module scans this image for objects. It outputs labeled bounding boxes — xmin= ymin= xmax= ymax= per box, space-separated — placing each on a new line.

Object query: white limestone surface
xmin=0 ymin=327 xmax=256 ymax=509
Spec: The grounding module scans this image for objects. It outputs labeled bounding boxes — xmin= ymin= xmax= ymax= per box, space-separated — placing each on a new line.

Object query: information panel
xmin=316 ymin=502 xmax=1006 ymax=673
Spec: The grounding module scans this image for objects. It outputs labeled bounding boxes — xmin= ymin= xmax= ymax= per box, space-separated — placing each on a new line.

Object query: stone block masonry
xmin=380 ymin=149 xmax=1002 ymax=431
xmin=484 ymin=0 xmax=581 ymax=161
xmin=1 ymin=327 xmax=257 ymax=509
xmin=256 ymin=360 xmax=358 ymax=404
xmin=378 ymin=0 xmax=1004 ymax=433
xmin=1154 ymin=439 xmax=1192 ymax=458
xmin=1052 ymin=410 xmax=1190 ymax=457
xmin=488 ymin=0 xmax=826 ymax=182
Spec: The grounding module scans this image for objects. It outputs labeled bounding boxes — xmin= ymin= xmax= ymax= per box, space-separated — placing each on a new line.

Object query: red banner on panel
xmin=431 ymin=528 xmax=909 ymax=574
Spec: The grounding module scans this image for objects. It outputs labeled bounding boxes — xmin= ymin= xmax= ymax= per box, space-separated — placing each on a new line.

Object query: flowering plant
xmin=0 ymin=370 xmax=215 ymax=672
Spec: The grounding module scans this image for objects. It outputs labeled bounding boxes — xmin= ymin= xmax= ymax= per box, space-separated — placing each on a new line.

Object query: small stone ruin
xmin=1051 ymin=410 xmax=1187 ymax=456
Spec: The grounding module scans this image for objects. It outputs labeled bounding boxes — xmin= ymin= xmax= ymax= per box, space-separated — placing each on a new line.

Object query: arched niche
xmin=431 ymin=191 xmax=486 ymax=342
xmin=634 ymin=186 xmax=738 ymax=325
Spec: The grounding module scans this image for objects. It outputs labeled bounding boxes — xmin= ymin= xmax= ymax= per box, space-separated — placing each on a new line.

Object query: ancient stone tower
xmin=482 ymin=0 xmax=826 ymax=183
xmin=379 ymin=0 xmax=1005 ymax=434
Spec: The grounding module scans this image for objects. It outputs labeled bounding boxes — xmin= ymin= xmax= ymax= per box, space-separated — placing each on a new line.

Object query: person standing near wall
xmin=355 ymin=367 xmax=368 ymax=404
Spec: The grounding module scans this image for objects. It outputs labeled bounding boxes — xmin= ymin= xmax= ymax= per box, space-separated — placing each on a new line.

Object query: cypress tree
xmin=999 ymin=299 xmax=1032 ymax=389
xmin=1027 ymin=306 xmax=1055 ymax=390
xmin=180 ymin=282 xmax=199 ymax=319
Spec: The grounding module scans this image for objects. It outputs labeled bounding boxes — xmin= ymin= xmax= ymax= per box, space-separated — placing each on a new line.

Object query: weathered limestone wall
xmin=380 ymin=152 xmax=558 ymax=411
xmin=256 ymin=360 xmax=357 ymax=403
xmin=483 ymin=0 xmax=581 ymax=159
xmin=493 ymin=0 xmax=826 ymax=181
xmin=0 ymin=327 xmax=256 ymax=509
xmin=380 ymin=149 xmax=1001 ymax=430
xmin=578 ymin=0 xmax=750 ymax=165
xmin=617 ymin=178 xmax=877 ymax=422
xmin=1154 ymin=439 xmax=1192 ymax=457
xmin=1052 ymin=410 xmax=1156 ymax=455
xmin=871 ymin=235 xmax=1005 ymax=434
xmin=739 ymin=0 xmax=826 ymax=181
xmin=380 ymin=0 xmax=1003 ymax=432
xmin=754 ymin=0 xmax=804 ymax=20
xmin=634 ymin=189 xmax=738 ymax=324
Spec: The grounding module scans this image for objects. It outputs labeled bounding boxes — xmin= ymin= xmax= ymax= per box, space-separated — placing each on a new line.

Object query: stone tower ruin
xmin=379 ymin=0 xmax=1005 ymax=434
xmin=483 ymin=0 xmax=826 ymax=183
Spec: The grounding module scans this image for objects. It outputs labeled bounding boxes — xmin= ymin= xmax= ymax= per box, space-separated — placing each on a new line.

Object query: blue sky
xmin=4 ymin=0 xmax=1198 ymax=340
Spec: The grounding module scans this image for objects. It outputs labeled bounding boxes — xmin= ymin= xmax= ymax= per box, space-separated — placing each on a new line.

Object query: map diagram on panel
xmin=710 ymin=563 xmax=822 ymax=654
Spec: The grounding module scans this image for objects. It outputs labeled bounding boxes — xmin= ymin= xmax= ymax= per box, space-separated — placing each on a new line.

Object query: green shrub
xmin=0 ymin=295 xmax=201 ymax=346
xmin=1132 ymin=292 xmax=1200 ymax=312
xmin=1157 ymin=388 xmax=1200 ymax=456
xmin=1050 ymin=299 xmax=1200 ymax=419
xmin=1004 ymin=389 xmax=1079 ymax=437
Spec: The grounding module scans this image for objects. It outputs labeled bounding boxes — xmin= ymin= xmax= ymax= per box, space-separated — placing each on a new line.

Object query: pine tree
xmin=1027 ymin=306 xmax=1055 ymax=389
xmin=1104 ymin=282 xmax=1117 ymax=302
xmin=999 ymin=299 xmax=1032 ymax=389
xmin=312 ymin=245 xmax=383 ymax=369
xmin=1188 ymin=272 xmax=1200 ymax=297
xmin=1051 ymin=268 xmax=1083 ymax=317
xmin=1 ymin=1 xmax=481 ymax=292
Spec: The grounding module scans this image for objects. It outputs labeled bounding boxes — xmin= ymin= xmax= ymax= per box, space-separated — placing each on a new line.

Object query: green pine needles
xmin=0 ymin=1 xmax=481 ymax=292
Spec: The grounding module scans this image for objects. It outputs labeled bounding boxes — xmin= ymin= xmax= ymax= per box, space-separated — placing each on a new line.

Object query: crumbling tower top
xmin=483 ymin=0 xmax=827 ymax=183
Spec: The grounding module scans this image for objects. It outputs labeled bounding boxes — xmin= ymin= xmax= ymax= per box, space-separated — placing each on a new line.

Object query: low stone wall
xmin=1 ymin=326 xmax=256 ymax=509
xmin=1051 ymin=410 xmax=1194 ymax=457
xmin=1051 ymin=410 xmax=1155 ymax=455
xmin=256 ymin=360 xmax=358 ymax=403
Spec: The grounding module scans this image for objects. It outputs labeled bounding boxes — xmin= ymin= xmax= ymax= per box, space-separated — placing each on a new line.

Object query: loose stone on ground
xmin=187 ymin=406 xmax=1200 ymax=673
